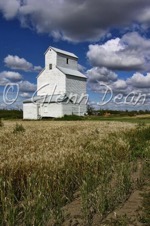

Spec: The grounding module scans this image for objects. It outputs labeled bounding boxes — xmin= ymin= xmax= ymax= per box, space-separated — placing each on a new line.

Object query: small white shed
xmin=23 ymin=47 xmax=87 ymax=119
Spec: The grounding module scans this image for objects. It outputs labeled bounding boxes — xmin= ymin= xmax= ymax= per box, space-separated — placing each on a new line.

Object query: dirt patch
xmin=59 ymin=186 xmax=150 ymax=226
xmin=101 ymin=189 xmax=143 ymax=226
xmin=55 ymin=161 xmax=149 ymax=226
xmin=62 ymin=196 xmax=83 ymax=226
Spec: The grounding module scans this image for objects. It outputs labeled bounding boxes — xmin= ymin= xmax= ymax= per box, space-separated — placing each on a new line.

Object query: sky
xmin=1 ymin=0 xmax=150 ymax=110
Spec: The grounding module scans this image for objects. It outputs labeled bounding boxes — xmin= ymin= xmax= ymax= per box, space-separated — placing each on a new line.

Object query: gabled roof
xmin=23 ymin=94 xmax=71 ymax=104
xmin=45 ymin=46 xmax=78 ymax=59
xmin=57 ymin=66 xmax=87 ymax=79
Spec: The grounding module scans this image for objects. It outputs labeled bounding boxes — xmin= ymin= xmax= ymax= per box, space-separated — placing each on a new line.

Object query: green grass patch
xmin=55 ymin=114 xmax=85 ymax=121
xmin=13 ymin=123 xmax=25 ymax=133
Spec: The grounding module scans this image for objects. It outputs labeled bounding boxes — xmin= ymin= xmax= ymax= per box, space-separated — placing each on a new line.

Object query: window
xmin=66 ymin=58 xmax=69 ymax=64
xmin=49 ymin=64 xmax=52 ymax=70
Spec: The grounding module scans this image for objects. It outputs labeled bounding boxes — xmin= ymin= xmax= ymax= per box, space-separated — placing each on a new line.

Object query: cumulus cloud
xmin=87 ymin=32 xmax=150 ymax=71
xmin=4 ymin=55 xmax=42 ymax=72
xmin=87 ymin=67 xmax=118 ymax=83
xmin=87 ymin=69 xmax=150 ymax=97
xmin=4 ymin=55 xmax=32 ymax=71
xmin=112 ymin=79 xmax=128 ymax=90
xmin=87 ymin=67 xmax=119 ymax=93
xmin=1 ymin=0 xmax=150 ymax=41
xmin=127 ymin=72 xmax=150 ymax=88
xmin=33 ymin=66 xmax=42 ymax=72
xmin=0 ymin=0 xmax=19 ymax=19
xmin=0 ymin=71 xmax=22 ymax=85
xmin=0 ymin=72 xmax=36 ymax=92
xmin=86 ymin=32 xmax=150 ymax=97
xmin=19 ymin=81 xmax=37 ymax=92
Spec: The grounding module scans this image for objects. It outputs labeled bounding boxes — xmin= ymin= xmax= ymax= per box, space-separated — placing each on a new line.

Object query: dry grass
xmin=0 ymin=121 xmax=134 ymax=168
xmin=1 ymin=120 xmax=148 ymax=225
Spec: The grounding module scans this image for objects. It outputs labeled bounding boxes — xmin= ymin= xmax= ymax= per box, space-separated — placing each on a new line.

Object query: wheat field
xmin=0 ymin=121 xmax=134 ymax=169
xmin=0 ymin=120 xmax=149 ymax=225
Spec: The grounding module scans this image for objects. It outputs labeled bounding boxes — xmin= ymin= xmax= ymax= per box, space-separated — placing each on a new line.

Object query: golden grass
xmin=0 ymin=121 xmax=134 ymax=170
xmin=0 ymin=120 xmax=138 ymax=225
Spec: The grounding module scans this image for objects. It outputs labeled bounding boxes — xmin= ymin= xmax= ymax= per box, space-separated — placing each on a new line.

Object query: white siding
xmin=65 ymin=75 xmax=87 ymax=115
xmin=37 ymin=68 xmax=66 ymax=96
xmin=72 ymin=104 xmax=87 ymax=116
xmin=57 ymin=53 xmax=78 ymax=70
xmin=78 ymin=105 xmax=87 ymax=116
xmin=40 ymin=103 xmax=63 ymax=118
xmin=61 ymin=103 xmax=73 ymax=116
xmin=23 ymin=103 xmax=38 ymax=120
xmin=66 ymin=75 xmax=86 ymax=96
xmin=45 ymin=49 xmax=57 ymax=70
xmin=62 ymin=103 xmax=87 ymax=116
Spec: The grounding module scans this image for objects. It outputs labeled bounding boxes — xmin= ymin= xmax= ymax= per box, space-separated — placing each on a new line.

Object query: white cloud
xmin=20 ymin=92 xmax=32 ymax=98
xmin=2 ymin=71 xmax=22 ymax=81
xmin=0 ymin=71 xmax=22 ymax=85
xmin=33 ymin=66 xmax=42 ymax=72
xmin=0 ymin=0 xmax=19 ymax=19
xmin=4 ymin=55 xmax=32 ymax=71
xmin=87 ymin=69 xmax=150 ymax=98
xmin=87 ymin=67 xmax=119 ymax=94
xmin=0 ymin=77 xmax=9 ymax=86
xmin=4 ymin=55 xmax=42 ymax=72
xmin=127 ymin=72 xmax=150 ymax=88
xmin=1 ymin=0 xmax=150 ymax=41
xmin=112 ymin=79 xmax=128 ymax=90
xmin=87 ymin=32 xmax=150 ymax=71
xmin=19 ymin=81 xmax=37 ymax=92
xmin=87 ymin=67 xmax=117 ymax=83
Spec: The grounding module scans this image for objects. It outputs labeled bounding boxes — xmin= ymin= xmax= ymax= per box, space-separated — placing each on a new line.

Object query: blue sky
xmin=1 ymin=0 xmax=150 ymax=110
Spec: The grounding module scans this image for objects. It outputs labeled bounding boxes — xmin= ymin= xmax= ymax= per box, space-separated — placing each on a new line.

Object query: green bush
xmin=0 ymin=110 xmax=23 ymax=119
xmin=0 ymin=118 xmax=4 ymax=127
xmin=13 ymin=123 xmax=25 ymax=133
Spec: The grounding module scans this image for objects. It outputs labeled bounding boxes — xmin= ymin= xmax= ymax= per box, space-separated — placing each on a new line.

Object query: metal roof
xmin=23 ymin=94 xmax=71 ymax=104
xmin=57 ymin=66 xmax=87 ymax=79
xmin=45 ymin=46 xmax=78 ymax=59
